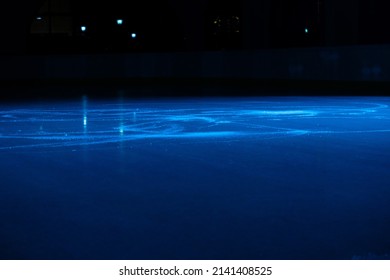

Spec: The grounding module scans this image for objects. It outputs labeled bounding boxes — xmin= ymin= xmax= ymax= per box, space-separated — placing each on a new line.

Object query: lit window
xmin=212 ymin=16 xmax=240 ymax=34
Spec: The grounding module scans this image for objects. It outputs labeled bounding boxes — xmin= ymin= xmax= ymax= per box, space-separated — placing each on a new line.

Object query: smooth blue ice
xmin=0 ymin=97 xmax=389 ymax=260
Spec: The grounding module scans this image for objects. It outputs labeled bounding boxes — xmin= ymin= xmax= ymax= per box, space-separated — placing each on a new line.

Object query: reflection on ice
xmin=0 ymin=98 xmax=390 ymax=150
xmin=243 ymin=110 xmax=318 ymax=117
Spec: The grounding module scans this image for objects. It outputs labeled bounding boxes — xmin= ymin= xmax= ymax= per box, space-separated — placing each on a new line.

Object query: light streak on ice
xmin=0 ymin=98 xmax=389 ymax=150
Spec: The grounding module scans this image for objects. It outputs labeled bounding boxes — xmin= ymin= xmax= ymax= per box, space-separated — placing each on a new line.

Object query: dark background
xmin=1 ymin=0 xmax=390 ymax=54
xmin=1 ymin=0 xmax=390 ymax=98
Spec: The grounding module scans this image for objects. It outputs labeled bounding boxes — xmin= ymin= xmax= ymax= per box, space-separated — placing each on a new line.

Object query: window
xmin=206 ymin=0 xmax=242 ymax=50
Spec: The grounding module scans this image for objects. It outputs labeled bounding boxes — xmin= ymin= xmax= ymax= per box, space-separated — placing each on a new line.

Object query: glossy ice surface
xmin=1 ymin=97 xmax=390 ymax=259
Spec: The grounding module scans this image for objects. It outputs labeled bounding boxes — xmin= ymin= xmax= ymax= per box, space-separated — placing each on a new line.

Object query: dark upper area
xmin=1 ymin=0 xmax=390 ymax=55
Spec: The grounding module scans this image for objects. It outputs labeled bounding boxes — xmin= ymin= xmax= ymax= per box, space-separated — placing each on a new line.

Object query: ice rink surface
xmin=0 ymin=97 xmax=389 ymax=259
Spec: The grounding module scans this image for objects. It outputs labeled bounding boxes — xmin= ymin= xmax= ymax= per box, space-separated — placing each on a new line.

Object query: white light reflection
xmin=117 ymin=91 xmax=125 ymax=137
xmin=82 ymin=96 xmax=88 ymax=131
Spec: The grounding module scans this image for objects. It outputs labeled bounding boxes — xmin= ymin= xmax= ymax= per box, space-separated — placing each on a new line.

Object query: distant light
xmin=305 ymin=28 xmax=309 ymax=34
xmin=131 ymin=33 xmax=137 ymax=38
xmin=36 ymin=17 xmax=43 ymax=21
xmin=83 ymin=116 xmax=87 ymax=127
xmin=117 ymin=19 xmax=123 ymax=25
xmin=81 ymin=26 xmax=87 ymax=32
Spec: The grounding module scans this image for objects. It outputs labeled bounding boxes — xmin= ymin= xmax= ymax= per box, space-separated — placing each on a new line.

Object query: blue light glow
xmin=305 ymin=28 xmax=309 ymax=34
xmin=81 ymin=26 xmax=87 ymax=32
xmin=1 ymin=97 xmax=390 ymax=260
xmin=117 ymin=19 xmax=123 ymax=25
xmin=131 ymin=33 xmax=137 ymax=38
xmin=0 ymin=98 xmax=389 ymax=149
